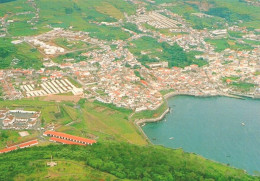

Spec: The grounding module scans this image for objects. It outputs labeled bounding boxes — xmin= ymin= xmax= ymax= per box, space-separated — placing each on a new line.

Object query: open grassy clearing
xmin=205 ymin=38 xmax=254 ymax=52
xmin=131 ymin=101 xmax=168 ymax=121
xmin=95 ymin=2 xmax=124 ymax=20
xmin=14 ymin=160 xmax=119 ymax=181
xmin=0 ymin=129 xmax=39 ymax=149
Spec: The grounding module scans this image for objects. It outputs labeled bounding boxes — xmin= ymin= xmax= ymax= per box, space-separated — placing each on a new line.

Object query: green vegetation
xmin=123 ymin=23 xmax=142 ymax=33
xmin=244 ymin=39 xmax=260 ymax=46
xmin=53 ymin=50 xmax=86 ymax=63
xmin=228 ymin=31 xmax=245 ymax=38
xmin=0 ymin=0 xmax=34 ymax=17
xmin=93 ymin=100 xmax=132 ymax=115
xmin=66 ymin=77 xmax=82 ymax=88
xmin=0 ymin=0 xmax=136 ymax=40
xmin=206 ymin=0 xmax=260 ymax=29
xmin=206 ymin=7 xmax=250 ymax=22
xmin=0 ymin=142 xmax=257 ymax=181
xmin=33 ymin=0 xmax=135 ymax=40
xmin=53 ymin=38 xmax=91 ymax=50
xmin=134 ymin=70 xmax=144 ymax=80
xmin=129 ymin=36 xmax=207 ymax=68
xmin=205 ymin=38 xmax=254 ymax=52
xmin=0 ymin=98 xmax=146 ymax=146
xmin=254 ymin=71 xmax=260 ymax=76
xmin=0 ymin=129 xmax=39 ymax=149
xmin=222 ymin=76 xmax=255 ymax=92
xmin=0 ymin=38 xmax=43 ymax=69
xmin=15 ymin=160 xmax=118 ymax=181
xmin=160 ymin=89 xmax=175 ymax=96
xmin=187 ymin=15 xmax=225 ymax=30
xmin=231 ymin=82 xmax=255 ymax=92
xmin=95 ymin=2 xmax=125 ymax=20
xmin=0 ymin=130 xmax=20 ymax=148
xmin=0 ymin=0 xmax=16 ymax=3
xmin=131 ymin=101 xmax=168 ymax=121
xmin=222 ymin=76 xmax=241 ymax=82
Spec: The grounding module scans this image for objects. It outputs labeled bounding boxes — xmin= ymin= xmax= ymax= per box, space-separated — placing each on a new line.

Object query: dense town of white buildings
xmin=0 ymin=1 xmax=259 ymax=112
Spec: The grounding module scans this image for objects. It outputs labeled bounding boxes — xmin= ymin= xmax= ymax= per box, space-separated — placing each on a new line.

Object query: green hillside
xmin=0 ymin=142 xmax=258 ymax=181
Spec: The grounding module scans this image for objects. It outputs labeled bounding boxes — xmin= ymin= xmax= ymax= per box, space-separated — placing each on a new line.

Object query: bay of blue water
xmin=142 ymin=96 xmax=260 ymax=174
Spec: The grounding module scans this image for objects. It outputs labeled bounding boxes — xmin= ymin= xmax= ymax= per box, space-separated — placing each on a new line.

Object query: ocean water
xmin=142 ymin=96 xmax=260 ymax=174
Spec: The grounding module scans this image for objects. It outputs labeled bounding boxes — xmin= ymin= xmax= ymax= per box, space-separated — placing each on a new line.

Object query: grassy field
xmin=231 ymin=82 xmax=255 ymax=92
xmin=58 ymin=100 xmax=146 ymax=145
xmin=53 ymin=38 xmax=91 ymax=50
xmin=0 ymin=130 xmax=39 ymax=149
xmin=14 ymin=159 xmax=119 ymax=181
xmin=160 ymin=89 xmax=175 ymax=96
xmin=131 ymin=101 xmax=168 ymax=121
xmin=205 ymin=38 xmax=254 ymax=52
xmin=95 ymin=2 xmax=124 ymax=20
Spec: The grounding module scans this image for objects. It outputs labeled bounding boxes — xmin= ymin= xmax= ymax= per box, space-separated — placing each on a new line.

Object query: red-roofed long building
xmin=18 ymin=140 xmax=38 ymax=148
xmin=43 ymin=131 xmax=96 ymax=146
xmin=0 ymin=146 xmax=18 ymax=154
xmin=0 ymin=139 xmax=38 ymax=154
xmin=50 ymin=137 xmax=86 ymax=146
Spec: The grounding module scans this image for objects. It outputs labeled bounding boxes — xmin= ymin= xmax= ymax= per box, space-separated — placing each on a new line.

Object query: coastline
xmin=134 ymin=91 xmax=259 ymax=143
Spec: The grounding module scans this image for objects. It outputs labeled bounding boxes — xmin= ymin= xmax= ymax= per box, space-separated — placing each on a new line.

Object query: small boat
xmin=141 ymin=123 xmax=146 ymax=127
xmin=169 ymin=137 xmax=174 ymax=140
xmin=242 ymin=122 xmax=245 ymax=126
xmin=152 ymin=137 xmax=156 ymax=140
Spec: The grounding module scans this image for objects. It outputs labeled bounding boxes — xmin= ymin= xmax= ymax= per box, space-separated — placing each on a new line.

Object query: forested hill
xmin=0 ymin=142 xmax=258 ymax=181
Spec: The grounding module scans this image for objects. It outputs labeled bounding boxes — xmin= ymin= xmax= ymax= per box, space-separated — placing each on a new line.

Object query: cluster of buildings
xmin=0 ymin=130 xmax=97 ymax=154
xmin=0 ymin=68 xmax=83 ymax=99
xmin=0 ymin=109 xmax=40 ymax=130
xmin=0 ymin=76 xmax=22 ymax=100
xmin=28 ymin=39 xmax=65 ymax=55
xmin=136 ymin=11 xmax=179 ymax=29
xmin=20 ymin=78 xmax=83 ymax=97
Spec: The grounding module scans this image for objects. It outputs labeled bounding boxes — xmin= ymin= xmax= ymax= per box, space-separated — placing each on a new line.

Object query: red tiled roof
xmin=50 ymin=137 xmax=85 ymax=146
xmin=44 ymin=131 xmax=96 ymax=144
xmin=0 ymin=146 xmax=18 ymax=153
xmin=19 ymin=140 xmax=38 ymax=148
